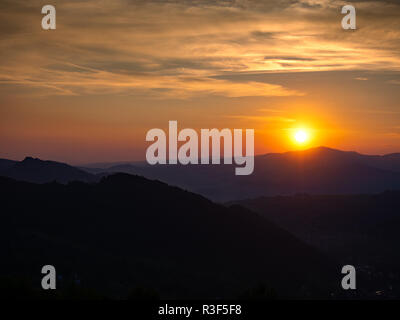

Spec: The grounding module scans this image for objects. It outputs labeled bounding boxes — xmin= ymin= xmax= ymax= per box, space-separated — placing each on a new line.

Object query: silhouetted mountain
xmin=0 ymin=157 xmax=96 ymax=184
xmin=232 ymin=191 xmax=400 ymax=298
xmin=0 ymin=158 xmax=17 ymax=171
xmin=0 ymin=174 xmax=337 ymax=299
xmin=3 ymin=147 xmax=400 ymax=203
xmin=81 ymin=147 xmax=400 ymax=202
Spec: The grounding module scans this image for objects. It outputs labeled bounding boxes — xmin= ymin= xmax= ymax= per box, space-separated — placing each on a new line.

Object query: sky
xmin=0 ymin=0 xmax=400 ymax=164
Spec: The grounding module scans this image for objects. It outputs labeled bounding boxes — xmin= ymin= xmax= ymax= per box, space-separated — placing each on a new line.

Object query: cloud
xmin=257 ymin=108 xmax=285 ymax=113
xmin=0 ymin=0 xmax=399 ymax=97
xmin=251 ymin=31 xmax=281 ymax=39
xmin=226 ymin=115 xmax=296 ymax=123
xmin=264 ymin=56 xmax=316 ymax=61
xmin=0 ymin=70 xmax=302 ymax=98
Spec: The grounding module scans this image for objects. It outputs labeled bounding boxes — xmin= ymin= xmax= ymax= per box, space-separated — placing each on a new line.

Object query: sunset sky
xmin=1 ymin=0 xmax=400 ymax=164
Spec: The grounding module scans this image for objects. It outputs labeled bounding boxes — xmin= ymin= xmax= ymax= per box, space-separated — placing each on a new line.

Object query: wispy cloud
xmin=226 ymin=115 xmax=296 ymax=123
xmin=0 ymin=0 xmax=399 ymax=97
xmin=257 ymin=108 xmax=285 ymax=113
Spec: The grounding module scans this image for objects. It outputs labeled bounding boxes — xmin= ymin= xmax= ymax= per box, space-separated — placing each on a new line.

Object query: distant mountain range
xmin=2 ymin=148 xmax=400 ymax=298
xmin=83 ymin=146 xmax=400 ymax=201
xmin=0 ymin=173 xmax=336 ymax=299
xmin=2 ymin=147 xmax=400 ymax=202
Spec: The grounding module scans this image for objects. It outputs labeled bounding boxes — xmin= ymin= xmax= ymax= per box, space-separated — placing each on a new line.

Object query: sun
xmin=293 ymin=129 xmax=310 ymax=144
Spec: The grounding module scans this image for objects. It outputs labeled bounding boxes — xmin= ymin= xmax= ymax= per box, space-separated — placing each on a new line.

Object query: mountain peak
xmin=4 ymin=156 xmax=95 ymax=184
xmin=22 ymin=156 xmax=41 ymax=162
xmin=309 ymin=146 xmax=338 ymax=152
xmin=308 ymin=146 xmax=361 ymax=154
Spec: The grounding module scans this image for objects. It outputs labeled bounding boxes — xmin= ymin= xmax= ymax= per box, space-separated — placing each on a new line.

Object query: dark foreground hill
xmin=233 ymin=192 xmax=400 ymax=298
xmin=0 ymin=174 xmax=337 ymax=299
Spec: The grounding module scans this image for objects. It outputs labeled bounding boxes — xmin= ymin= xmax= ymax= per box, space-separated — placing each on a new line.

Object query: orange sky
xmin=1 ymin=0 xmax=400 ymax=164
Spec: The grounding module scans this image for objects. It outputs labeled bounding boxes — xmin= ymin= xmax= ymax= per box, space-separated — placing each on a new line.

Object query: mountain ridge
xmin=0 ymin=173 xmax=337 ymax=298
xmin=2 ymin=146 xmax=400 ymax=201
xmin=81 ymin=146 xmax=400 ymax=201
xmin=0 ymin=156 xmax=96 ymax=184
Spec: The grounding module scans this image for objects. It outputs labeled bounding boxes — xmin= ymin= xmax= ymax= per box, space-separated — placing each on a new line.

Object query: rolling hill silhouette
xmin=82 ymin=147 xmax=400 ymax=201
xmin=2 ymin=147 xmax=400 ymax=202
xmin=0 ymin=173 xmax=337 ymax=299
xmin=0 ymin=159 xmax=17 ymax=171
xmin=0 ymin=157 xmax=95 ymax=184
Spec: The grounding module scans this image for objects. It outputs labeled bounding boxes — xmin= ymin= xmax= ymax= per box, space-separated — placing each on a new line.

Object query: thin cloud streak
xmin=0 ymin=0 xmax=399 ymax=97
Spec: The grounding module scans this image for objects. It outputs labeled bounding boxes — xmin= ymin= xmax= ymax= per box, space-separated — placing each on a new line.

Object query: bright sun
xmin=294 ymin=129 xmax=310 ymax=144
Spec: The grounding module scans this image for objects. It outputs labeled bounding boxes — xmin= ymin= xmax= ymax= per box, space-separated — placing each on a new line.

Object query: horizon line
xmin=2 ymin=145 xmax=400 ymax=167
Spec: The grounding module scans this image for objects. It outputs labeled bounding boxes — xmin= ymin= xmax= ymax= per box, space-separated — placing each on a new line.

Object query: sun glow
xmin=293 ymin=129 xmax=310 ymax=144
